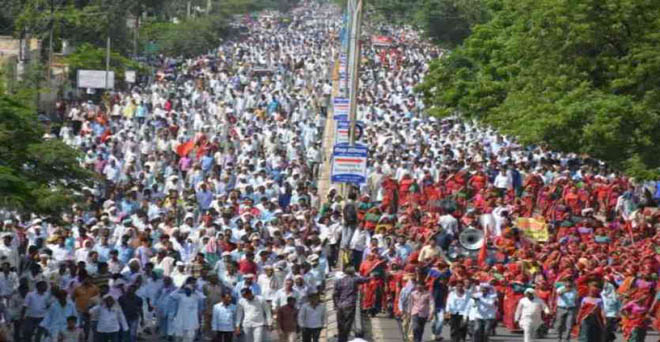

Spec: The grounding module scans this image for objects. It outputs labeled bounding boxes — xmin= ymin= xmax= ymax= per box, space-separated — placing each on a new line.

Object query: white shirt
xmin=445 ymin=291 xmax=470 ymax=317
xmin=90 ymin=304 xmax=128 ymax=333
xmin=257 ymin=274 xmax=280 ymax=302
xmin=494 ymin=172 xmax=511 ymax=189
xmin=467 ymin=292 xmax=497 ymax=320
xmin=348 ymin=229 xmax=370 ymax=252
xmin=0 ymin=271 xmax=18 ymax=297
xmin=0 ymin=244 xmax=19 ymax=270
xmin=297 ymin=302 xmax=326 ymax=329
xmin=236 ymin=296 xmax=272 ymax=328
xmin=515 ymin=296 xmax=549 ymax=326
xmin=438 ymin=215 xmax=458 ymax=235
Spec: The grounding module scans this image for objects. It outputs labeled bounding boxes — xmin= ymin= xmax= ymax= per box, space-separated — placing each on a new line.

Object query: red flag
xmin=477 ymin=229 xmax=489 ymax=267
xmin=176 ymin=140 xmax=195 ymax=158
xmin=100 ymin=128 xmax=112 ymax=143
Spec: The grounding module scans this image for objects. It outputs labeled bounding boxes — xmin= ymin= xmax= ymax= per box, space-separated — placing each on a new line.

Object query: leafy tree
xmin=64 ymin=43 xmax=143 ymax=87
xmin=0 ymin=73 xmax=94 ymax=218
xmin=365 ymin=0 xmax=489 ymax=45
xmin=139 ymin=15 xmax=228 ymax=58
xmin=418 ymin=0 xmax=660 ymax=177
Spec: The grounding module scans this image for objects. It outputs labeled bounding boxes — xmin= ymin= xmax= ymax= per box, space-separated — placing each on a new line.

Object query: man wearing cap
xmin=515 ymin=288 xmax=550 ymax=342
xmin=170 ymin=285 xmax=203 ymax=342
xmin=258 ymin=265 xmax=280 ymax=304
xmin=555 ymin=280 xmax=578 ymax=342
xmin=235 ymin=273 xmax=262 ymax=298
xmin=236 ymin=287 xmax=272 ymax=342
xmin=0 ymin=233 xmax=18 ymax=271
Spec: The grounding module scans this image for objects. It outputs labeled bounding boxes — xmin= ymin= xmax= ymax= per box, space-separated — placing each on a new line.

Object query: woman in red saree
xmin=359 ymin=253 xmax=386 ymax=316
xmin=621 ymin=296 xmax=651 ymax=342
xmin=573 ymin=286 xmax=606 ymax=342
xmin=502 ymin=267 xmax=527 ymax=331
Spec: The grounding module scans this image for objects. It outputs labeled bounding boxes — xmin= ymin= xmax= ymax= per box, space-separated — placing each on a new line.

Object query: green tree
xmin=418 ymin=0 xmax=660 ymax=177
xmin=0 ymin=75 xmax=94 ymax=218
xmin=64 ymin=43 xmax=143 ymax=87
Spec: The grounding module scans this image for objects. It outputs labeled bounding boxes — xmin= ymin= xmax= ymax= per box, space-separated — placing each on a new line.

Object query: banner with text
xmin=333 ymin=97 xmax=349 ymax=120
xmin=516 ymin=217 xmax=549 ymax=242
xmin=331 ymin=144 xmax=368 ymax=184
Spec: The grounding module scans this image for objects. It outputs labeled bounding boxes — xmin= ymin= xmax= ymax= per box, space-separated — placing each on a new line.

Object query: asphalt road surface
xmin=424 ymin=321 xmax=659 ymax=342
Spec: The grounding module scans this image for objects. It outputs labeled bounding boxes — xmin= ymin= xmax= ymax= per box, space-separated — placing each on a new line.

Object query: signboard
xmin=516 ymin=217 xmax=549 ymax=242
xmin=125 ymin=70 xmax=136 ymax=83
xmin=77 ymin=70 xmax=114 ymax=89
xmin=338 ymin=54 xmax=347 ymax=92
xmin=331 ymin=144 xmax=368 ymax=184
xmin=335 ymin=120 xmax=364 ymax=145
xmin=372 ymin=35 xmax=394 ymax=47
xmin=333 ymin=97 xmax=349 ymax=120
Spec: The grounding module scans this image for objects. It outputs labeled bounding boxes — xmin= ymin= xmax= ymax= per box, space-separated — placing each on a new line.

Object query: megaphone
xmin=459 ymin=228 xmax=485 ymax=250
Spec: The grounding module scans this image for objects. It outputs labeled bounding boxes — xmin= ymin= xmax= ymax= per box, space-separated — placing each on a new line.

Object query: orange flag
xmin=477 ymin=229 xmax=489 ymax=267
xmin=100 ymin=128 xmax=112 ymax=143
xmin=176 ymin=140 xmax=195 ymax=158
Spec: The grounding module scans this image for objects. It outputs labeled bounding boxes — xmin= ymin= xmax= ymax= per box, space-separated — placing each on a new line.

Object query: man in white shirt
xmin=445 ymin=282 xmax=470 ymax=342
xmin=515 ymin=288 xmax=550 ymax=342
xmin=236 ymin=288 xmax=272 ymax=342
xmin=0 ymin=261 xmax=18 ymax=297
xmin=468 ymin=284 xmax=498 ymax=342
xmin=22 ymin=281 xmax=52 ymax=342
xmin=0 ymin=233 xmax=19 ymax=270
xmin=493 ymin=166 xmax=512 ymax=197
xmin=297 ymin=293 xmax=326 ymax=342
xmin=90 ymin=294 xmax=128 ymax=341
xmin=348 ymin=225 xmax=370 ymax=270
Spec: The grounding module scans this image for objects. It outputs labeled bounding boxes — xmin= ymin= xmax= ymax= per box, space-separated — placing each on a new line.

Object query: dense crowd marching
xmin=2 ymin=2 xmax=660 ymax=342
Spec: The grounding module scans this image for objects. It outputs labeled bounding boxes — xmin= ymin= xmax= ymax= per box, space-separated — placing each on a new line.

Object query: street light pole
xmin=48 ymin=0 xmax=55 ymax=84
xmin=347 ymin=0 xmax=362 ymax=148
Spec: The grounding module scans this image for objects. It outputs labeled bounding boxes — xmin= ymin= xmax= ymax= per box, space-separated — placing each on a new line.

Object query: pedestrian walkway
xmin=366 ymin=314 xmax=404 ymax=342
xmin=318 ymin=60 xmax=340 ymax=205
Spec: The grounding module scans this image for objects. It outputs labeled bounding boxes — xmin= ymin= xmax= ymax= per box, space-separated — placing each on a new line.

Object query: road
xmin=423 ymin=321 xmax=659 ymax=342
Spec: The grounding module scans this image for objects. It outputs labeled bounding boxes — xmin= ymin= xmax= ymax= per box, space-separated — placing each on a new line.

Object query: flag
xmin=176 ymin=139 xmax=195 ymax=158
xmin=477 ymin=229 xmax=489 ymax=267
xmin=100 ymin=128 xmax=112 ymax=143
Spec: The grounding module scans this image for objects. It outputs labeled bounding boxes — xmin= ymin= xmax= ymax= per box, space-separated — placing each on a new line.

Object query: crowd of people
xmin=0 ymin=3 xmax=341 ymax=342
xmin=3 ymin=1 xmax=660 ymax=342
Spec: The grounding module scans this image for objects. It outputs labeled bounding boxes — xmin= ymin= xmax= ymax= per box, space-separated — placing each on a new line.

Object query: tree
xmin=0 ymin=76 xmax=94 ymax=218
xmin=365 ymin=0 xmax=489 ymax=45
xmin=418 ymin=0 xmax=660 ymax=177
xmin=64 ymin=43 xmax=143 ymax=86
xmin=139 ymin=15 xmax=228 ymax=58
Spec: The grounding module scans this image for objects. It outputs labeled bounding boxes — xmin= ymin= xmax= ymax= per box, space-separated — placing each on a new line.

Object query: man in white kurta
xmin=515 ymin=288 xmax=550 ymax=342
xmin=170 ymin=286 xmax=202 ymax=342
xmin=236 ymin=288 xmax=272 ymax=342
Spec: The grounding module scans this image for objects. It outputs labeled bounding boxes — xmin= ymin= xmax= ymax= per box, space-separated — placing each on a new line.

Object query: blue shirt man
xmin=212 ymin=296 xmax=237 ymax=333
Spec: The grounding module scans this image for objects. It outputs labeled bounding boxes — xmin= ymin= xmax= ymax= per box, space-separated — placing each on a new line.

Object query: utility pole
xmin=187 ymin=0 xmax=192 ymax=18
xmin=48 ymin=0 xmax=55 ymax=84
xmin=347 ymin=0 xmax=362 ymax=148
xmin=105 ymin=0 xmax=111 ymax=90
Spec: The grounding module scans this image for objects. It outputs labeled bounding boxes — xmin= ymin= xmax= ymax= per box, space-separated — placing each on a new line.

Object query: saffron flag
xmin=100 ymin=128 xmax=112 ymax=143
xmin=477 ymin=230 xmax=488 ymax=267
xmin=176 ymin=140 xmax=195 ymax=158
